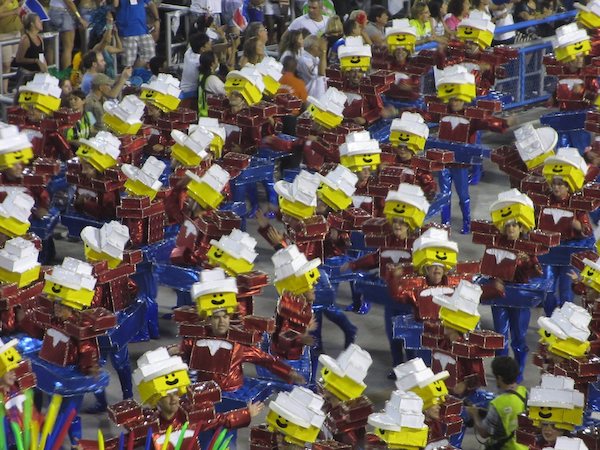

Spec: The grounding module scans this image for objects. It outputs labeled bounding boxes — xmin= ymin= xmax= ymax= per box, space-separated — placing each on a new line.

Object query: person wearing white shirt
xmin=288 ymin=0 xmax=329 ymax=35
xmin=296 ymin=34 xmax=327 ymax=98
xmin=180 ymin=33 xmax=212 ymax=100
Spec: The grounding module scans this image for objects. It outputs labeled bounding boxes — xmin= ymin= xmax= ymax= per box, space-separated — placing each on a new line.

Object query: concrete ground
xmin=52 ymin=106 xmax=557 ymax=448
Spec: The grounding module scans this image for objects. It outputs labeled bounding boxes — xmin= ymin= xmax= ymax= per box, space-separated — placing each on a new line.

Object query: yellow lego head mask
xmin=433 ymin=280 xmax=482 ymax=333
xmin=275 ymin=170 xmax=321 ymax=220
xmin=139 ymin=73 xmax=182 ymax=113
xmin=580 ymin=258 xmax=600 ymax=293
xmin=553 ymin=23 xmax=591 ymax=63
xmin=191 ymin=268 xmax=238 ymax=318
xmin=186 ymin=165 xmax=231 ymax=211
xmin=338 ymin=36 xmax=372 ymax=72
xmin=412 ymin=228 xmax=458 ymax=274
xmin=0 ymin=190 xmax=35 ymax=238
xmin=384 ymin=184 xmax=430 ymax=231
xmin=456 ymin=11 xmax=496 ymax=49
xmin=339 ymin=130 xmax=382 ymax=172
xmin=542 ymin=147 xmax=587 ymax=193
xmin=0 ymin=237 xmax=41 ymax=288
xmin=318 ymin=344 xmax=372 ymax=401
xmin=266 ymin=387 xmax=326 ymax=445
xmin=307 ymin=87 xmax=347 ymax=129
xmin=77 ymin=131 xmax=121 ymax=172
xmin=103 ymin=95 xmax=146 ymax=136
xmin=385 ymin=19 xmax=418 ymax=53
xmin=196 ymin=118 xmax=227 ymax=159
xmin=489 ymin=188 xmax=536 ymax=231
xmin=317 ymin=165 xmax=358 ymax=212
xmin=170 ymin=127 xmax=212 ymax=167
xmin=368 ymin=390 xmax=429 ymax=449
xmin=390 ymin=112 xmax=429 ymax=153
xmin=81 ymin=221 xmax=130 ymax=269
xmin=133 ymin=347 xmax=191 ymax=406
xmin=207 ymin=229 xmax=258 ymax=276
xmin=435 ymin=65 xmax=477 ymax=103
xmin=43 ymin=257 xmax=97 ymax=310
xmin=18 ymin=73 xmax=61 ymax=114
xmin=514 ymin=124 xmax=557 ymax=170
xmin=0 ymin=339 xmax=22 ymax=378
xmin=575 ymin=0 xmax=600 ymax=29
xmin=272 ymin=245 xmax=321 ymax=295
xmin=527 ymin=374 xmax=585 ymax=431
xmin=225 ymin=66 xmax=265 ymax=106
xmin=394 ymin=358 xmax=450 ymax=411
xmin=255 ymin=57 xmax=283 ymax=96
xmin=0 ymin=123 xmax=34 ymax=170
xmin=537 ymin=303 xmax=591 ymax=359
xmin=122 ymin=156 xmax=166 ymax=201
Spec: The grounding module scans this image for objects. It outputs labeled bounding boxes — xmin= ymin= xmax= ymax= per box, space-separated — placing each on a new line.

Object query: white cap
xmin=385 ymin=184 xmax=430 ymax=214
xmin=514 ymin=124 xmax=557 ymax=162
xmin=544 ymin=437 xmax=589 ymax=450
xmin=434 ymin=65 xmax=475 ymax=87
xmin=385 ymin=18 xmax=417 ymax=37
xmin=339 ymin=130 xmax=381 ymax=157
xmin=193 ymin=118 xmax=226 ymax=142
xmin=0 ymin=237 xmax=39 ymax=273
xmin=132 ymin=347 xmax=188 ymax=385
xmin=575 ymin=0 xmax=600 ymax=16
xmin=122 ymin=156 xmax=166 ymax=192
xmin=391 ymin=112 xmax=429 ymax=140
xmin=307 ymin=87 xmax=348 ymax=117
xmin=44 ymin=257 xmax=96 ymax=291
xmin=459 ymin=10 xmax=496 ymax=34
xmin=255 ymin=56 xmax=283 ymax=81
xmin=209 ymin=229 xmax=258 ymax=264
xmin=186 ymin=165 xmax=230 ymax=193
xmin=226 ymin=66 xmax=265 ymax=93
xmin=368 ymin=390 xmax=426 ymax=431
xmin=272 ymin=244 xmax=321 ymax=282
xmin=0 ymin=123 xmax=32 ymax=155
xmin=171 ymin=127 xmax=212 ymax=161
xmin=79 ymin=131 xmax=121 ymax=160
xmin=19 ymin=73 xmax=61 ymax=98
xmin=544 ymin=147 xmax=588 ymax=175
xmin=554 ymin=23 xmax=589 ymax=49
xmin=318 ymin=344 xmax=372 ymax=384
xmin=489 ymin=188 xmax=534 ymax=213
xmin=274 ymin=170 xmax=320 ymax=207
xmin=538 ymin=302 xmax=591 ymax=343
xmin=432 ymin=279 xmax=481 ymax=317
xmin=338 ymin=36 xmax=372 ymax=59
xmin=191 ymin=267 xmax=238 ymax=298
xmin=0 ymin=338 xmax=18 ymax=356
xmin=80 ymin=221 xmax=130 ymax=260
xmin=528 ymin=374 xmax=585 ymax=409
xmin=0 ymin=191 xmax=34 ymax=224
xmin=394 ymin=358 xmax=449 ymax=392
xmin=104 ymin=95 xmax=146 ymax=124
xmin=141 ymin=73 xmax=182 ymax=98
xmin=317 ymin=165 xmax=358 ymax=197
xmin=412 ymin=228 xmax=459 ymax=254
xmin=268 ymin=386 xmax=326 ymax=429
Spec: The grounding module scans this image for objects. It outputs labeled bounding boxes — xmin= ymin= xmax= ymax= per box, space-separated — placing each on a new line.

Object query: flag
xmin=24 ymin=0 xmax=49 ymax=21
xmin=232 ymin=6 xmax=248 ymax=31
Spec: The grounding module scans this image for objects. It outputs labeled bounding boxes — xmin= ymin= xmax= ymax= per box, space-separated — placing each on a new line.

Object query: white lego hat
xmin=514 ymin=124 xmax=557 ymax=162
xmin=274 ymin=170 xmax=320 ymax=207
xmin=528 ymin=374 xmax=585 ymax=409
xmin=317 ymin=165 xmax=358 ymax=197
xmin=544 ymin=147 xmax=588 ymax=175
xmin=226 ymin=66 xmax=265 ymax=93
xmin=191 ymin=267 xmax=238 ymax=298
xmin=307 ymin=87 xmax=348 ymax=118
xmin=385 ymin=18 xmax=418 ymax=37
xmin=412 ymin=228 xmax=459 ymax=254
xmin=394 ymin=358 xmax=449 ymax=392
xmin=318 ymin=344 xmax=373 ymax=384
xmin=44 ymin=257 xmax=97 ymax=292
xmin=538 ymin=302 xmax=591 ymax=343
xmin=544 ymin=437 xmax=589 ymax=450
xmin=141 ymin=73 xmax=182 ymax=98
xmin=432 ymin=279 xmax=481 ymax=317
xmin=79 ymin=131 xmax=121 ymax=160
xmin=0 ymin=123 xmax=32 ymax=155
xmin=268 ymin=386 xmax=326 ymax=429
xmin=385 ymin=184 xmax=431 ymax=214
xmin=0 ymin=237 xmax=39 ymax=273
xmin=80 ymin=221 xmax=130 ymax=260
xmin=19 ymin=73 xmax=61 ymax=99
xmin=122 ymin=156 xmax=166 ymax=192
xmin=338 ymin=36 xmax=372 ymax=59
xmin=553 ymin=23 xmax=589 ymax=49
xmin=339 ymin=130 xmax=381 ymax=157
xmin=255 ymin=56 xmax=283 ymax=81
xmin=104 ymin=95 xmax=146 ymax=124
xmin=575 ymin=0 xmax=600 ymax=16
xmin=368 ymin=390 xmax=426 ymax=432
xmin=171 ymin=127 xmax=212 ymax=161
xmin=434 ymin=65 xmax=475 ymax=88
xmin=209 ymin=229 xmax=258 ymax=264
xmin=489 ymin=188 xmax=534 ymax=212
xmin=459 ymin=10 xmax=496 ymax=34
xmin=186 ymin=165 xmax=231 ymax=193
xmin=391 ymin=112 xmax=430 ymax=140
xmin=132 ymin=347 xmax=189 ymax=385
xmin=272 ymin=244 xmax=321 ymax=282
xmin=193 ymin=118 xmax=227 ymax=142
xmin=0 ymin=191 xmax=35 ymax=224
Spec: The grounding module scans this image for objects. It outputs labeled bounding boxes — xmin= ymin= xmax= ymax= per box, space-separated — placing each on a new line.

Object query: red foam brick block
xmin=469 ymin=330 xmax=504 ymax=349
xmin=108 ymin=400 xmax=142 ymax=426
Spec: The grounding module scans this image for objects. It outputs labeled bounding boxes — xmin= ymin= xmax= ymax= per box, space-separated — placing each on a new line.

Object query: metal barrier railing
xmin=160 ymin=3 xmax=192 ymax=68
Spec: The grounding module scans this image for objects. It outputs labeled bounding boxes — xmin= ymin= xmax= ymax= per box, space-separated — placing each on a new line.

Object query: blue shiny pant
xmin=384 ymin=302 xmax=414 ymax=367
xmin=313 ymin=305 xmax=357 ymax=352
xmin=543 ymin=265 xmax=574 ymax=316
xmin=491 ymin=306 xmax=530 ymax=383
xmin=439 ymin=168 xmax=471 ymax=233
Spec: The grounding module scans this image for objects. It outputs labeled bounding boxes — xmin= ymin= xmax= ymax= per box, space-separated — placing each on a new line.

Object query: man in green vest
xmin=466 ymin=356 xmax=528 ymax=450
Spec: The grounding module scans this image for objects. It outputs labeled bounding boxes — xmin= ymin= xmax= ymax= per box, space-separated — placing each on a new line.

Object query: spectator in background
xmin=490 ymin=0 xmax=516 ymax=45
xmin=88 ymin=12 xmax=122 ymax=79
xmin=65 ymin=89 xmax=95 ymax=141
xmin=237 ymin=0 xmax=266 ymax=26
xmin=148 ymin=56 xmax=167 ymax=80
xmin=288 ymin=0 xmax=329 ymax=35
xmin=0 ymin=0 xmax=23 ymax=92
xmin=264 ymin=0 xmax=286 ymax=44
xmin=365 ymin=5 xmax=390 ymax=46
xmin=514 ymin=0 xmax=552 ymax=36
xmin=245 ymin=21 xmax=269 ymax=44
xmin=297 ymin=34 xmax=327 ymax=98
xmin=278 ymin=55 xmax=308 ymax=102
xmin=60 ymin=79 xmax=73 ymax=98
xmin=429 ymin=0 xmax=451 ymax=37
xmin=46 ymin=0 xmax=88 ymax=70
xmin=279 ymin=29 xmax=306 ymax=60
xmin=349 ymin=9 xmax=373 ymax=44
xmin=84 ymin=73 xmax=114 ymax=132
xmin=322 ymin=15 xmax=343 ymax=61
xmin=240 ymin=36 xmax=266 ymax=66
xmin=445 ymin=0 xmax=471 ymax=31
xmin=197 ymin=51 xmax=226 ymax=116
xmin=114 ymin=0 xmax=159 ymax=67
xmin=180 ymin=32 xmax=212 ymax=102
xmin=410 ymin=1 xmax=434 ymax=40
xmin=14 ymin=13 xmax=47 ymax=75
xmin=80 ymin=51 xmax=131 ymax=98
